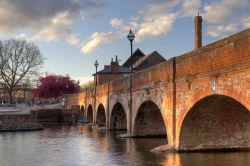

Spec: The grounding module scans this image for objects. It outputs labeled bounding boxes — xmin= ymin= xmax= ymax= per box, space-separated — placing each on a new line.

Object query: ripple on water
xmin=0 ymin=125 xmax=250 ymax=166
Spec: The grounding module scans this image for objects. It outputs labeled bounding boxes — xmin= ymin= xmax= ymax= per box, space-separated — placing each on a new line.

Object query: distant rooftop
xmin=133 ymin=50 xmax=166 ymax=71
xmin=97 ymin=65 xmax=131 ymax=74
xmin=122 ymin=48 xmax=145 ymax=68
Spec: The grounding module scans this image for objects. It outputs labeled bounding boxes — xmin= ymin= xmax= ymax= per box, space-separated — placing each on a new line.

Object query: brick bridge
xmin=72 ymin=28 xmax=250 ymax=151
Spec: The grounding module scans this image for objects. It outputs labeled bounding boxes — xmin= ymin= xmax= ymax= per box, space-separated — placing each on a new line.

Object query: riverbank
xmin=0 ymin=122 xmax=43 ymax=132
xmin=0 ymin=112 xmax=43 ymax=132
xmin=0 ymin=108 xmax=81 ymax=132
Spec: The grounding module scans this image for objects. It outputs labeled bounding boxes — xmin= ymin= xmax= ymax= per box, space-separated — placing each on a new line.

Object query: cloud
xmin=80 ymin=31 xmax=122 ymax=54
xmin=1 ymin=0 xmax=249 ymax=56
xmin=182 ymin=0 xmax=201 ymax=16
xmin=81 ymin=1 xmax=179 ymax=54
xmin=202 ymin=0 xmax=250 ymax=37
xmin=15 ymin=33 xmax=29 ymax=40
xmin=80 ymin=18 xmax=141 ymax=54
xmin=203 ymin=0 xmax=248 ymax=24
xmin=133 ymin=2 xmax=179 ymax=42
xmin=67 ymin=34 xmax=80 ymax=45
xmin=242 ymin=16 xmax=250 ymax=28
xmin=31 ymin=11 xmax=80 ymax=45
xmin=110 ymin=18 xmax=123 ymax=28
xmin=206 ymin=24 xmax=238 ymax=37
xmin=0 ymin=0 xmax=104 ymax=45
xmin=135 ymin=13 xmax=177 ymax=42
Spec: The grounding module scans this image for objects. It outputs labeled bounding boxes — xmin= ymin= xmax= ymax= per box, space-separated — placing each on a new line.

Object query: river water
xmin=0 ymin=125 xmax=249 ymax=166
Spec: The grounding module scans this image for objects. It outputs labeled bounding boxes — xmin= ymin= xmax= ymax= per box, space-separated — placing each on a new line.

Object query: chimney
xmin=111 ymin=55 xmax=119 ymax=73
xmin=194 ymin=13 xmax=202 ymax=49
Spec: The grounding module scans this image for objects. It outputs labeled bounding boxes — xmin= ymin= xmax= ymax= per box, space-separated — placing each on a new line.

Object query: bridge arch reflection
xmin=87 ymin=104 xmax=94 ymax=123
xmin=80 ymin=105 xmax=84 ymax=118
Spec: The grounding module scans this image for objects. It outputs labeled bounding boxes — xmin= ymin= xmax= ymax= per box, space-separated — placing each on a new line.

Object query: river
xmin=0 ymin=125 xmax=249 ymax=166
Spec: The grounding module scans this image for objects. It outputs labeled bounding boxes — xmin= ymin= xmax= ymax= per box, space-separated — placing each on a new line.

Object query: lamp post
xmin=94 ymin=60 xmax=99 ymax=124
xmin=94 ymin=60 xmax=99 ymax=87
xmin=127 ymin=29 xmax=135 ymax=135
xmin=127 ymin=29 xmax=135 ymax=59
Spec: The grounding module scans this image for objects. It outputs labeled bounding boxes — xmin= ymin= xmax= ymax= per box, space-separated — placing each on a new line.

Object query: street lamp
xmin=127 ymin=29 xmax=135 ymax=135
xmin=94 ymin=60 xmax=99 ymax=124
xmin=94 ymin=60 xmax=99 ymax=87
xmin=127 ymin=29 xmax=135 ymax=58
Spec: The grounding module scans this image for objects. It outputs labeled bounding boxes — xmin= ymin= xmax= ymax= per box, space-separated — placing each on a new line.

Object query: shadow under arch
xmin=96 ymin=103 xmax=106 ymax=126
xmin=179 ymin=94 xmax=250 ymax=151
xmin=87 ymin=105 xmax=94 ymax=123
xmin=110 ymin=102 xmax=127 ymax=130
xmin=133 ymin=100 xmax=167 ymax=139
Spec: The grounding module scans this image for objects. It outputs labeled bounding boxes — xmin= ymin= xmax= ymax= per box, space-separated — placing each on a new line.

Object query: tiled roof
xmin=122 ymin=48 xmax=145 ymax=68
xmin=97 ymin=65 xmax=131 ymax=74
xmin=133 ymin=50 xmax=166 ymax=71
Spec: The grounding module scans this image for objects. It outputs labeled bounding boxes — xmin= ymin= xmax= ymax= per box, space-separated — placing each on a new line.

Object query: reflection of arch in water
xmin=80 ymin=105 xmax=84 ymax=118
xmin=96 ymin=103 xmax=106 ymax=126
xmin=179 ymin=95 xmax=250 ymax=151
xmin=133 ymin=100 xmax=167 ymax=139
xmin=110 ymin=102 xmax=127 ymax=130
xmin=87 ymin=105 xmax=94 ymax=123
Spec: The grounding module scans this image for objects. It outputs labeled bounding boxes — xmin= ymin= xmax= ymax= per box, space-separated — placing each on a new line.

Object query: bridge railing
xmin=110 ymin=75 xmax=130 ymax=93
xmin=132 ymin=60 xmax=172 ymax=89
xmin=175 ymin=28 xmax=250 ymax=82
xmin=96 ymin=82 xmax=109 ymax=96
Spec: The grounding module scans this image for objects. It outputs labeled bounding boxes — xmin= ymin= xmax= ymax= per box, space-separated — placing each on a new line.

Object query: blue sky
xmin=0 ymin=0 xmax=249 ymax=84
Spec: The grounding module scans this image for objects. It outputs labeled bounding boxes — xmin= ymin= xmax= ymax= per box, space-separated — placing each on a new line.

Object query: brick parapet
xmin=175 ymin=28 xmax=250 ymax=82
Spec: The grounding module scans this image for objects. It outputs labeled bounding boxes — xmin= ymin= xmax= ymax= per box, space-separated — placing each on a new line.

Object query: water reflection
xmin=162 ymin=154 xmax=181 ymax=166
xmin=0 ymin=125 xmax=250 ymax=166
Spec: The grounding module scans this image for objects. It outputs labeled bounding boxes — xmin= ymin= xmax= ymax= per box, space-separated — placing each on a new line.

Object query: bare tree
xmin=0 ymin=39 xmax=44 ymax=103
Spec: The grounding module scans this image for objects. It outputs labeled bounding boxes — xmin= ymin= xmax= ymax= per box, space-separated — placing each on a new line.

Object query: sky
xmin=0 ymin=0 xmax=250 ymax=85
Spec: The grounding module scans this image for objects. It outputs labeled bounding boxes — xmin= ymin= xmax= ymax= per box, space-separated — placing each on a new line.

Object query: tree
xmin=81 ymin=80 xmax=94 ymax=90
xmin=0 ymin=39 xmax=44 ymax=103
xmin=33 ymin=74 xmax=80 ymax=99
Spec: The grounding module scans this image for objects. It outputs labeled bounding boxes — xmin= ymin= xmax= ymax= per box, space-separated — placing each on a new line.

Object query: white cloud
xmin=203 ymin=2 xmax=231 ymax=24
xmin=135 ymin=13 xmax=177 ymax=42
xmin=80 ymin=31 xmax=121 ymax=54
xmin=80 ymin=1 xmax=179 ymax=54
xmin=31 ymin=11 xmax=80 ymax=45
xmin=182 ymin=0 xmax=201 ymax=16
xmin=130 ymin=1 xmax=179 ymax=42
xmin=110 ymin=18 xmax=123 ymax=27
xmin=15 ymin=33 xmax=29 ymax=40
xmin=0 ymin=0 xmax=104 ymax=46
xmin=202 ymin=0 xmax=250 ymax=37
xmin=80 ymin=18 xmax=139 ymax=54
xmin=206 ymin=24 xmax=238 ymax=37
xmin=67 ymin=34 xmax=80 ymax=45
xmin=242 ymin=16 xmax=250 ymax=28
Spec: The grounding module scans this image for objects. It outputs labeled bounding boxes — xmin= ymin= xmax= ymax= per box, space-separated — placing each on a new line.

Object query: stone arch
xmin=133 ymin=100 xmax=167 ymax=138
xmin=110 ymin=102 xmax=127 ymax=130
xmin=96 ymin=103 xmax=106 ymax=126
xmin=87 ymin=105 xmax=94 ymax=123
xmin=179 ymin=94 xmax=250 ymax=151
